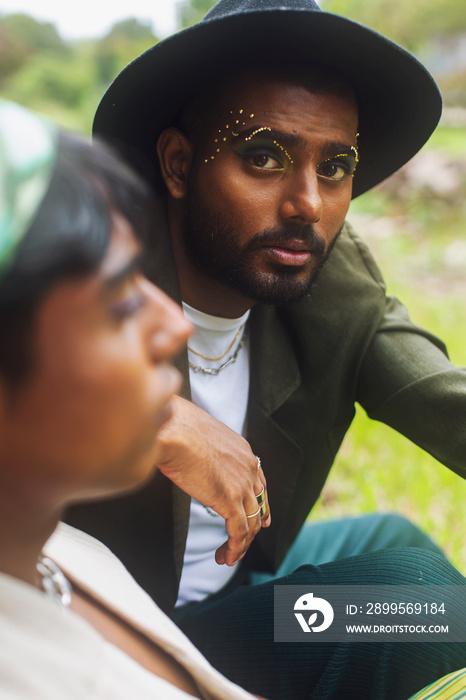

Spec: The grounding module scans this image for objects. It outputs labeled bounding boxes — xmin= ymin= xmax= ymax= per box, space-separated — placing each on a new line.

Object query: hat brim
xmin=93 ymin=9 xmax=442 ymax=198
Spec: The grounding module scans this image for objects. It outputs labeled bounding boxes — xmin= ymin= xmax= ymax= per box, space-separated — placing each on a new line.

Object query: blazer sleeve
xmin=356 ymin=293 xmax=466 ymax=479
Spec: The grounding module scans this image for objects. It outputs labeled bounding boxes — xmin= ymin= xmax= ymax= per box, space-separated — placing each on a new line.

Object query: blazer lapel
xmin=246 ymin=305 xmax=305 ymax=570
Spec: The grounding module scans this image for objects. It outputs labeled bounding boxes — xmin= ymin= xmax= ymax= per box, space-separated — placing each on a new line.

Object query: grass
xmin=309 ymin=136 xmax=466 ymax=574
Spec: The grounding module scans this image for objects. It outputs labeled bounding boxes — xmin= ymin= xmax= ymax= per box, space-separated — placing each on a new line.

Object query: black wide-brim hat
xmin=93 ymin=0 xmax=442 ymax=198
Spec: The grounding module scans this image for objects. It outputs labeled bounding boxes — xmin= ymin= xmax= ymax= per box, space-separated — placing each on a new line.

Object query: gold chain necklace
xmin=188 ymin=326 xmax=247 ymax=376
xmin=187 ymin=323 xmax=245 ymax=362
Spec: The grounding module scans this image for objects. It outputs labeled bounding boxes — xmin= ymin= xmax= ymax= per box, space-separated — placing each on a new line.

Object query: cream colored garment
xmin=0 ymin=523 xmax=254 ymax=700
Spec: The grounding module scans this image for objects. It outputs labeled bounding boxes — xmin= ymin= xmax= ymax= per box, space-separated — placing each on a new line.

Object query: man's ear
xmin=157 ymin=128 xmax=193 ymax=200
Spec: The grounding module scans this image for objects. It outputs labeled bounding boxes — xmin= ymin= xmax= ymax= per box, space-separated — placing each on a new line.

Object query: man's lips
xmin=262 ymin=239 xmax=314 ymax=267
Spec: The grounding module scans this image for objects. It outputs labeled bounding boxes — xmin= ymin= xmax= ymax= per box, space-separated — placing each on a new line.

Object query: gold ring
xmin=246 ymin=507 xmax=261 ymax=519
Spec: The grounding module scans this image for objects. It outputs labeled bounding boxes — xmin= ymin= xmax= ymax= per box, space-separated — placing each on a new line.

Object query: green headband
xmin=0 ymin=99 xmax=57 ymax=280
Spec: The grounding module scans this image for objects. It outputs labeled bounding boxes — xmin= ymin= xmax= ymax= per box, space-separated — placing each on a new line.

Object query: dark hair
xmin=0 ymin=131 xmax=154 ymax=391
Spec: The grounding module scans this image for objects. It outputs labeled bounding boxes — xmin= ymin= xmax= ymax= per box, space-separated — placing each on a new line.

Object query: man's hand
xmin=155 ymin=395 xmax=271 ymax=566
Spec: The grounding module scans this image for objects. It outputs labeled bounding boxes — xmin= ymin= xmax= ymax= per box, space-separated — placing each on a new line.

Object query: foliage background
xmin=1 ymin=0 xmax=465 ymax=570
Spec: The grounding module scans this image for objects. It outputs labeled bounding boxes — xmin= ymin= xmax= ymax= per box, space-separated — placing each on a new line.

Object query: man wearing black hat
xmin=67 ymin=0 xmax=466 ymax=697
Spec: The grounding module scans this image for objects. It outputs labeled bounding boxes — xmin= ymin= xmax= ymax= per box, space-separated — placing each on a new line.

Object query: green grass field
xmin=309 ymin=128 xmax=466 ymax=573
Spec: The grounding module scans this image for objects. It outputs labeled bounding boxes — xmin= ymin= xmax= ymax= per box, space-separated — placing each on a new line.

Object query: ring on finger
xmin=255 ymin=456 xmax=261 ymax=472
xmin=246 ymin=507 xmax=261 ymax=519
xmin=255 ymin=486 xmax=265 ymax=506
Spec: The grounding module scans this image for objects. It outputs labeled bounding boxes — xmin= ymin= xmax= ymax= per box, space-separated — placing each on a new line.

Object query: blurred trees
xmin=177 ymin=0 xmax=216 ymax=28
xmin=322 ymin=0 xmax=466 ymax=52
xmin=0 ymin=14 xmax=68 ymax=84
xmin=93 ymin=18 xmax=157 ymax=87
xmin=0 ymin=13 xmax=158 ymax=133
xmin=321 ymin=0 xmax=466 ymax=105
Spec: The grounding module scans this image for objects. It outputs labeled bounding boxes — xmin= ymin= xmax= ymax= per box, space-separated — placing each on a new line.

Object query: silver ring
xmin=255 ymin=456 xmax=261 ymax=471
xmin=246 ymin=507 xmax=261 ymax=519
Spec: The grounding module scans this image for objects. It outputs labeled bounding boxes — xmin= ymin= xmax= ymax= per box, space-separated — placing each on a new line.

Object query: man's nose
xmin=279 ymin=169 xmax=323 ymax=225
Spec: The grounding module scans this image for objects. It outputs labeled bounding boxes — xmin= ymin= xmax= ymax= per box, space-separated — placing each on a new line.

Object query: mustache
xmin=246 ymin=225 xmax=327 ymax=256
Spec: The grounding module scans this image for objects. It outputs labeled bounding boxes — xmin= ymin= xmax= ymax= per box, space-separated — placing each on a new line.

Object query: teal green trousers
xmin=173 ymin=514 xmax=466 ymax=700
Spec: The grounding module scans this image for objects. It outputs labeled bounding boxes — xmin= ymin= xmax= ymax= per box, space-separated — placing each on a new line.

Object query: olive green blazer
xmin=67 ymin=211 xmax=466 ymax=614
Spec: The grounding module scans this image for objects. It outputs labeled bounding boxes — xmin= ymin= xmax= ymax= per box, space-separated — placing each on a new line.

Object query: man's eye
xmin=247 ymin=152 xmax=283 ymax=170
xmin=317 ymin=155 xmax=357 ymax=181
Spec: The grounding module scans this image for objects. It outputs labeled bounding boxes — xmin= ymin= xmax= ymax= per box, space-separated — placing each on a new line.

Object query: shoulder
xmin=320 ymin=219 xmax=387 ymax=294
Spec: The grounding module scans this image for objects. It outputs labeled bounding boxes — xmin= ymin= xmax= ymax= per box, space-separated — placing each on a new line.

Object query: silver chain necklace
xmin=188 ymin=326 xmax=247 ymax=376
xmin=37 ymin=555 xmax=72 ymax=609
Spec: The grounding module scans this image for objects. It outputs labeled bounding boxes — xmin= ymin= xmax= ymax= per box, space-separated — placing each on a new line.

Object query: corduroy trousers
xmin=173 ymin=514 xmax=466 ymax=700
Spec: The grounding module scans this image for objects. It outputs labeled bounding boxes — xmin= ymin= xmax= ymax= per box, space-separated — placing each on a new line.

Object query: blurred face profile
xmin=0 ymin=214 xmax=191 ymax=505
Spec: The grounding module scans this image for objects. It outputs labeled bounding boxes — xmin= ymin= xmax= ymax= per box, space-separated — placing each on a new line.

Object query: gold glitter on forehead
xmin=205 ymin=108 xmax=250 ymax=162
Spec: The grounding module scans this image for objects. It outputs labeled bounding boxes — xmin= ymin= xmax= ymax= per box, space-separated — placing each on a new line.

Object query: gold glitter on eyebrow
xmin=244 ymin=126 xmax=294 ymax=165
xmin=318 ymin=147 xmax=359 ymax=178
xmin=239 ymin=109 xmax=244 ymax=114
xmin=321 ymin=149 xmax=359 ymax=163
xmin=244 ymin=126 xmax=272 ymax=141
xmin=249 ymin=114 xmax=254 ymax=118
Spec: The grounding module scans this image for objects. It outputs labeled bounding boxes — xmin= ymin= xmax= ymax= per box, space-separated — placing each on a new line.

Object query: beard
xmin=182 ymin=183 xmax=342 ymax=306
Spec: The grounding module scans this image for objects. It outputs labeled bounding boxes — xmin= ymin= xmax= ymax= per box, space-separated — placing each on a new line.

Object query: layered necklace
xmin=188 ymin=322 xmax=247 ymax=376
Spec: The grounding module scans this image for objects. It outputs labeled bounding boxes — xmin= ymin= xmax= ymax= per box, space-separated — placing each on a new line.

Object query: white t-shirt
xmin=176 ymin=303 xmax=250 ymax=606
